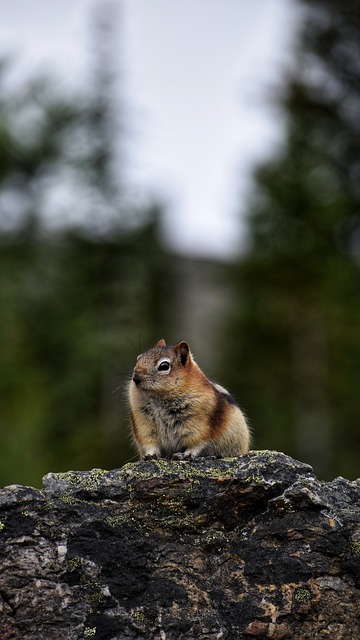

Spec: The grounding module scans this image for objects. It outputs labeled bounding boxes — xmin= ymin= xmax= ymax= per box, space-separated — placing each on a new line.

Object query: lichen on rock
xmin=0 ymin=451 xmax=359 ymax=639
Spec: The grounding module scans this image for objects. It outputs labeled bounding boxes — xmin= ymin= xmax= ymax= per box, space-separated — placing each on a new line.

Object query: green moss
xmin=60 ymin=495 xmax=79 ymax=505
xmin=203 ymin=530 xmax=227 ymax=544
xmin=83 ymin=628 xmax=96 ymax=637
xmin=56 ymin=468 xmax=108 ymax=491
xmin=133 ymin=610 xmax=146 ymax=622
xmin=154 ymin=458 xmax=172 ymax=471
xmin=294 ymin=586 xmax=312 ymax=605
xmin=80 ymin=574 xmax=103 ymax=590
xmin=88 ymin=468 xmax=108 ymax=483
xmin=350 ymin=541 xmax=360 ymax=555
xmin=254 ymin=450 xmax=276 ymax=456
xmin=43 ymin=499 xmax=54 ymax=512
xmin=90 ymin=591 xmax=105 ymax=605
xmin=56 ymin=471 xmax=83 ymax=485
xmin=124 ymin=458 xmax=235 ymax=483
xmin=68 ymin=556 xmax=81 ymax=569
xmin=191 ymin=529 xmax=229 ymax=547
xmin=0 ymin=521 xmax=5 ymax=532
xmin=107 ymin=513 xmax=128 ymax=528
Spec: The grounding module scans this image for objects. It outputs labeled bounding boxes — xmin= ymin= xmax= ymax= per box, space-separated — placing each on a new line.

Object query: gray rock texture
xmin=0 ymin=451 xmax=360 ymax=639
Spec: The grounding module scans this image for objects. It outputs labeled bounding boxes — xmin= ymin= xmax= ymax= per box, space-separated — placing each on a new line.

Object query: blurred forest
xmin=1 ymin=0 xmax=360 ymax=486
xmin=0 ymin=59 xmax=180 ymax=485
xmin=220 ymin=0 xmax=360 ymax=480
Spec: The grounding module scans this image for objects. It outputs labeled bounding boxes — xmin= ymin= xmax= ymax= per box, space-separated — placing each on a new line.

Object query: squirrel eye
xmin=157 ymin=360 xmax=171 ymax=372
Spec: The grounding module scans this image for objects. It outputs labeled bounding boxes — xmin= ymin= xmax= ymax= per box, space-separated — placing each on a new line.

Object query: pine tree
xmin=0 ymin=53 xmax=176 ymax=486
xmin=221 ymin=0 xmax=360 ymax=479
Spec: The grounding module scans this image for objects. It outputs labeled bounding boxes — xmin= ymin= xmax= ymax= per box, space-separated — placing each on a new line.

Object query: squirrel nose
xmin=132 ymin=372 xmax=142 ymax=386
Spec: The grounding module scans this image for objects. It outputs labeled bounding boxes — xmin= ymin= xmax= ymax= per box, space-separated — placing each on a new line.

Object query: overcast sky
xmin=0 ymin=0 xmax=301 ymax=257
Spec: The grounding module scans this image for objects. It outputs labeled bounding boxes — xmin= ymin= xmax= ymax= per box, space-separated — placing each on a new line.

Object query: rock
xmin=0 ymin=451 xmax=360 ymax=639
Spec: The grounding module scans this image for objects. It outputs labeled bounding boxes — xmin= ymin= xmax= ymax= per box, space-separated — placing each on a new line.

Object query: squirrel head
xmin=131 ymin=339 xmax=193 ymax=394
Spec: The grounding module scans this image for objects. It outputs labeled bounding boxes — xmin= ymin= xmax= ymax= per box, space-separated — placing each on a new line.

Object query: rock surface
xmin=0 ymin=451 xmax=360 ymax=639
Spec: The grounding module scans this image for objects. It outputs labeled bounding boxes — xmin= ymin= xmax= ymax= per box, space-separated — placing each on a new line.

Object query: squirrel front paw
xmin=172 ymin=451 xmax=197 ymax=461
xmin=143 ymin=453 xmax=160 ymax=461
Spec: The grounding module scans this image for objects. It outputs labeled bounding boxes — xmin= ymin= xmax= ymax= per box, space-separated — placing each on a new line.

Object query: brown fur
xmin=128 ymin=339 xmax=251 ymax=460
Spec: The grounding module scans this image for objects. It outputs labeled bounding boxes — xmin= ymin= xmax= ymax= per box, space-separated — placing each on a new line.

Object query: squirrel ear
xmin=156 ymin=339 xmax=166 ymax=347
xmin=175 ymin=341 xmax=190 ymax=366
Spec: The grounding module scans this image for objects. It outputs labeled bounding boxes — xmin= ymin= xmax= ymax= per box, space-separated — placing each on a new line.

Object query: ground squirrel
xmin=129 ymin=339 xmax=250 ymax=460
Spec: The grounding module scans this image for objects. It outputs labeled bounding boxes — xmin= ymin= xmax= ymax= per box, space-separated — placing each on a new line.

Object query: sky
xmin=0 ymin=0 xmax=301 ymax=258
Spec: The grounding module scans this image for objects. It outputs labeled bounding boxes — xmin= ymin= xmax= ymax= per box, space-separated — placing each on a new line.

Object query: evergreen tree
xmin=0 ymin=60 xmax=176 ymax=487
xmin=221 ymin=0 xmax=360 ymax=479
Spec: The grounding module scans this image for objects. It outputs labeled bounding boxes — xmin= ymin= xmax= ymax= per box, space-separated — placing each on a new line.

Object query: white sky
xmin=0 ymin=0 xmax=301 ymax=258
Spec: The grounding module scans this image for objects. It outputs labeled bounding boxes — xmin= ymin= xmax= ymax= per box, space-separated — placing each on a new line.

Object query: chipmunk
xmin=129 ymin=339 xmax=250 ymax=460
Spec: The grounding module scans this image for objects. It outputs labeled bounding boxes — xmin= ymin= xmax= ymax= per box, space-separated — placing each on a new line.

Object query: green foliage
xmin=0 ymin=215 xmax=175 ymax=488
xmin=0 ymin=64 xmax=177 ymax=487
xmin=220 ymin=0 xmax=360 ymax=480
